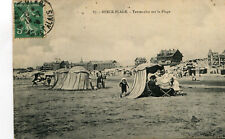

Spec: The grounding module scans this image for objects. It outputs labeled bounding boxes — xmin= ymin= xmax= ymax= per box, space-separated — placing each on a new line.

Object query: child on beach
xmin=119 ymin=78 xmax=129 ymax=98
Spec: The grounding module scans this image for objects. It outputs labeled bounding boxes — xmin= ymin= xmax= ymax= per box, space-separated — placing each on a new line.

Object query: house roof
xmin=157 ymin=49 xmax=182 ymax=58
xmin=88 ymin=60 xmax=117 ymax=64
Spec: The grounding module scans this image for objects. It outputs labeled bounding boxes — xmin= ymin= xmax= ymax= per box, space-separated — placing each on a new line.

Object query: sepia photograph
xmin=12 ymin=0 xmax=225 ymax=138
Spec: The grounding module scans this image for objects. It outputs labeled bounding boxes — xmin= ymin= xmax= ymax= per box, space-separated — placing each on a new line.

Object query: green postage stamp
xmin=14 ymin=0 xmax=54 ymax=38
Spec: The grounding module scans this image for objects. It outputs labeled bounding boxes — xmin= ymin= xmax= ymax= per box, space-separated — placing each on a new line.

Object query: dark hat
xmin=150 ymin=75 xmax=156 ymax=79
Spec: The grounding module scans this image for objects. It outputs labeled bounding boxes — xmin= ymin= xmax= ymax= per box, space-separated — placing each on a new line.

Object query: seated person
xmin=171 ymin=77 xmax=184 ymax=95
xmin=147 ymin=75 xmax=162 ymax=97
xmin=148 ymin=75 xmax=157 ymax=88
xmin=155 ymin=69 xmax=162 ymax=78
xmin=156 ymin=73 xmax=175 ymax=96
xmin=171 ymin=77 xmax=181 ymax=91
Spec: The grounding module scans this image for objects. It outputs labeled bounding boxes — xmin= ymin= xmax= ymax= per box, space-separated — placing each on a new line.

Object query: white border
xmin=0 ymin=0 xmax=13 ymax=138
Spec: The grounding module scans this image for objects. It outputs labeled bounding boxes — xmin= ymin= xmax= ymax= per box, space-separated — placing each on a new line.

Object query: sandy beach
xmin=14 ymin=75 xmax=225 ymax=139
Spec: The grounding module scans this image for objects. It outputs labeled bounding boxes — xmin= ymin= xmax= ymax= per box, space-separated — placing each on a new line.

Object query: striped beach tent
xmin=126 ymin=63 xmax=164 ymax=98
xmin=53 ymin=66 xmax=91 ymax=90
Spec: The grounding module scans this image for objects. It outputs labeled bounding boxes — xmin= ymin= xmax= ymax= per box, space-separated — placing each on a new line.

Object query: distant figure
xmin=46 ymin=76 xmax=51 ymax=86
xmin=89 ymin=77 xmax=94 ymax=90
xmin=192 ymin=73 xmax=196 ymax=81
xmin=179 ymin=71 xmax=182 ymax=78
xmin=32 ymin=73 xmax=39 ymax=86
xmin=119 ymin=78 xmax=129 ymax=98
xmin=96 ymin=72 xmax=101 ymax=88
xmin=97 ymin=71 xmax=105 ymax=89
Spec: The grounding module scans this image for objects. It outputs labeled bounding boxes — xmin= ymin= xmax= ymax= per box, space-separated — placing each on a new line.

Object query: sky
xmin=13 ymin=0 xmax=225 ymax=68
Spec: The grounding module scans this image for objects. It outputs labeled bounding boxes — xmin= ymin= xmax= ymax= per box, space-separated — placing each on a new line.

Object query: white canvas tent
xmin=53 ymin=66 xmax=91 ymax=90
xmin=53 ymin=68 xmax=69 ymax=89
xmin=126 ymin=63 xmax=164 ymax=98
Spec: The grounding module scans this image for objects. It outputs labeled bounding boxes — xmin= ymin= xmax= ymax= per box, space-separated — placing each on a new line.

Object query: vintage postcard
xmin=13 ymin=0 xmax=225 ymax=138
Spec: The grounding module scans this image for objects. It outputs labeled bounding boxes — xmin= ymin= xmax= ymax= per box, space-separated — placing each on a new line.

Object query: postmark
xmin=14 ymin=0 xmax=54 ymax=38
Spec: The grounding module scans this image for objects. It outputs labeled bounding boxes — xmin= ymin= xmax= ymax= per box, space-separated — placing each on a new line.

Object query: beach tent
xmin=53 ymin=66 xmax=91 ymax=90
xmin=52 ymin=68 xmax=69 ymax=89
xmin=126 ymin=63 xmax=164 ymax=99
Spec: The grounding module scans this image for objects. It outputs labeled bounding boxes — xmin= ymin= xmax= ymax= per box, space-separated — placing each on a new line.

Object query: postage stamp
xmin=14 ymin=0 xmax=54 ymax=38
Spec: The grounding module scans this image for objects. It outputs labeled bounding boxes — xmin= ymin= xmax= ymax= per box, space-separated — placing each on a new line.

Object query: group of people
xmin=146 ymin=69 xmax=176 ymax=97
xmin=119 ymin=69 xmax=182 ymax=98
xmin=31 ymin=68 xmax=182 ymax=98
xmin=96 ymin=71 xmax=105 ymax=89
xmin=32 ymin=73 xmax=53 ymax=86
xmin=32 ymin=71 xmax=106 ymax=89
xmin=89 ymin=71 xmax=106 ymax=90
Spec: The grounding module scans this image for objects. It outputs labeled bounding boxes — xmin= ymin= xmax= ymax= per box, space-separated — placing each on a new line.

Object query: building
xmin=135 ymin=57 xmax=147 ymax=66
xmin=72 ymin=60 xmax=119 ymax=71
xmin=60 ymin=61 xmax=70 ymax=69
xmin=42 ymin=62 xmax=56 ymax=70
xmin=13 ymin=68 xmax=27 ymax=74
xmin=42 ymin=62 xmax=61 ymax=70
xmin=150 ymin=57 xmax=157 ymax=64
xmin=71 ymin=61 xmax=89 ymax=69
xmin=208 ymin=50 xmax=225 ymax=68
xmin=26 ymin=67 xmax=34 ymax=72
xmin=86 ymin=60 xmax=118 ymax=71
xmin=156 ymin=49 xmax=183 ymax=66
xmin=13 ymin=67 xmax=34 ymax=74
xmin=37 ymin=60 xmax=70 ymax=71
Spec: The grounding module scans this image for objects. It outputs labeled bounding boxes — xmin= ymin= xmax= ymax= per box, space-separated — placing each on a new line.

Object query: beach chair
xmin=157 ymin=78 xmax=175 ymax=97
xmin=160 ymin=88 xmax=172 ymax=97
xmin=149 ymin=89 xmax=154 ymax=96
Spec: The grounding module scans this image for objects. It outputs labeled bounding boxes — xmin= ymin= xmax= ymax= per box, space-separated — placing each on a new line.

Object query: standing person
xmin=46 ymin=76 xmax=51 ymax=86
xmin=97 ymin=71 xmax=102 ymax=89
xmin=97 ymin=71 xmax=105 ymax=89
xmin=89 ymin=76 xmax=94 ymax=90
xmin=100 ymin=71 xmax=105 ymax=88
xmin=192 ymin=73 xmax=196 ymax=81
xmin=101 ymin=73 xmax=105 ymax=88
xmin=32 ymin=73 xmax=39 ymax=86
xmin=119 ymin=78 xmax=129 ymax=98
